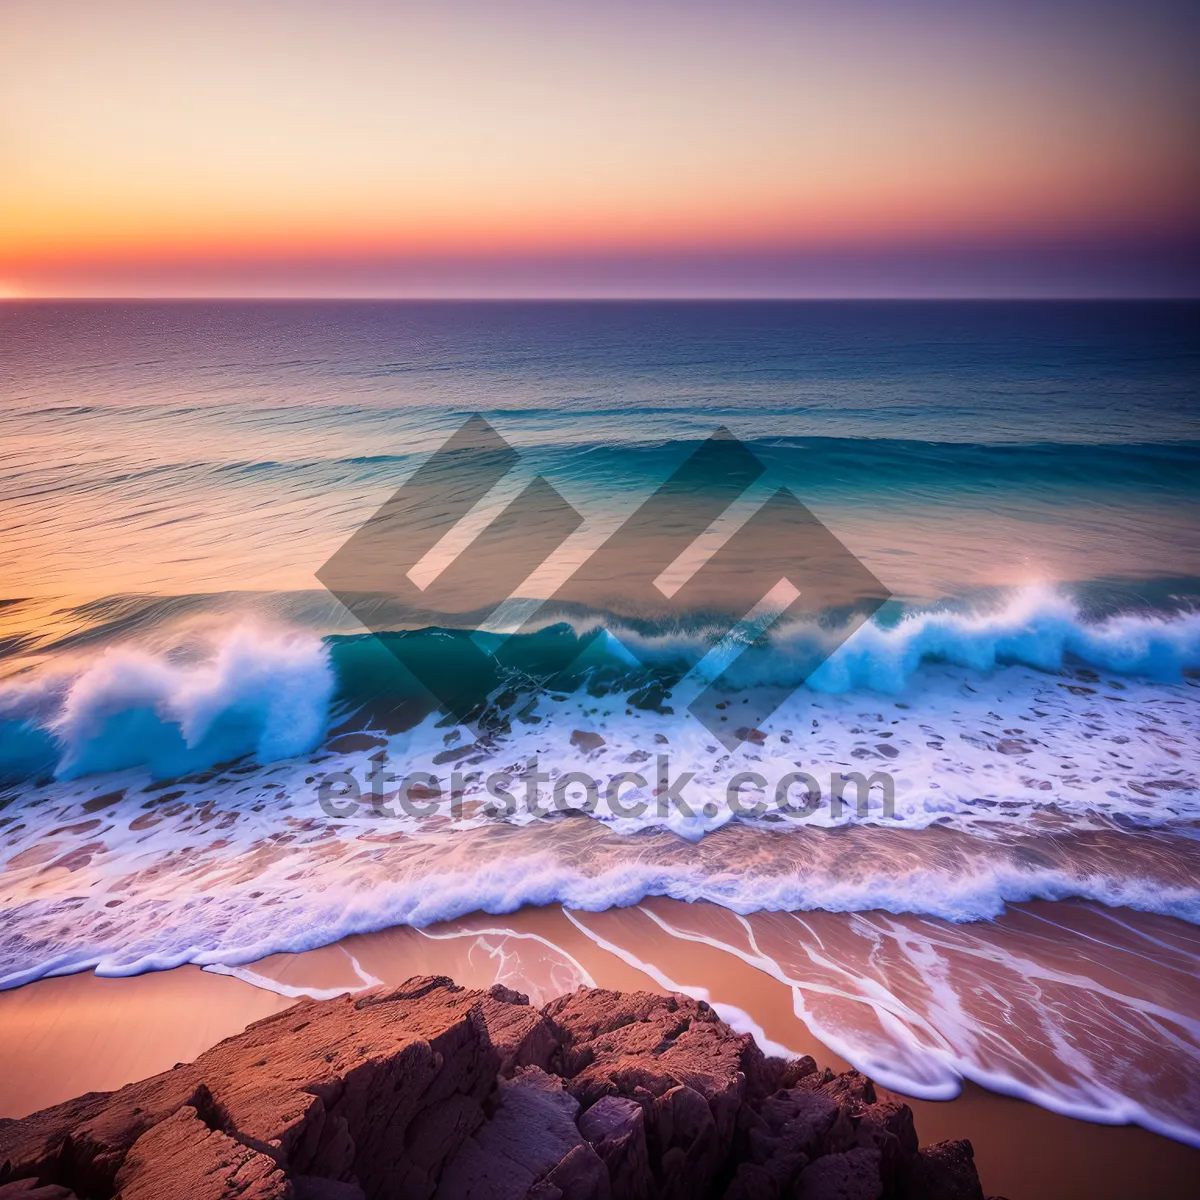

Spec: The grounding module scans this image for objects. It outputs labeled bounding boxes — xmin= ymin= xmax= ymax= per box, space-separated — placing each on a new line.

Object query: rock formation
xmin=0 ymin=977 xmax=995 ymax=1199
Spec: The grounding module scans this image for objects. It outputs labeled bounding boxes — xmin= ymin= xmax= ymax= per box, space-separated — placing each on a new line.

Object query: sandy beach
xmin=2 ymin=898 xmax=1196 ymax=1200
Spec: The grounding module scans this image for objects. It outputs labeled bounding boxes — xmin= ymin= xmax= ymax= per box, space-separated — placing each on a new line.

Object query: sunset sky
xmin=1 ymin=0 xmax=1197 ymax=297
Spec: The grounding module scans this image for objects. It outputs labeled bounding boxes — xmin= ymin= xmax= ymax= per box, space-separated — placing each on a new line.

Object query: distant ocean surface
xmin=2 ymin=301 xmax=1199 ymax=1140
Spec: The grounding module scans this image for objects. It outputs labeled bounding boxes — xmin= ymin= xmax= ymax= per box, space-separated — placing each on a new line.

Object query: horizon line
xmin=5 ymin=293 xmax=1199 ymax=303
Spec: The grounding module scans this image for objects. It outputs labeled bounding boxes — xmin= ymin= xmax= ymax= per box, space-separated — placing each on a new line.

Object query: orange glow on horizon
xmin=1 ymin=0 xmax=1196 ymax=296
xmin=7 ymin=171 xmax=1194 ymax=271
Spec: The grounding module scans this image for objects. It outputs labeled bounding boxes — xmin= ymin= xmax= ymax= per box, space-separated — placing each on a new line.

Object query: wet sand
xmin=0 ymin=900 xmax=1197 ymax=1200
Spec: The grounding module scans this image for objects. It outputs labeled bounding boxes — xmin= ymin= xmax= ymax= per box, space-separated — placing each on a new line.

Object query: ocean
xmin=1 ymin=300 xmax=1198 ymax=1142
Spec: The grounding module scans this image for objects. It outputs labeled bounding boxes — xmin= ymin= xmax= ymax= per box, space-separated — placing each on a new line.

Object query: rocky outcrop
xmin=113 ymin=1106 xmax=292 ymax=1200
xmin=0 ymin=977 xmax=993 ymax=1200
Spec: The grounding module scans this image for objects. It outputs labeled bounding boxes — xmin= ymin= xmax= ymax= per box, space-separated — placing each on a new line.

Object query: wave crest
xmin=0 ymin=627 xmax=333 ymax=782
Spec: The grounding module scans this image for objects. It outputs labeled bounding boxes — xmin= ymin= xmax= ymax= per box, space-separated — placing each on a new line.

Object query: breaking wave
xmin=0 ymin=627 xmax=334 ymax=784
xmin=1 ymin=588 xmax=1196 ymax=786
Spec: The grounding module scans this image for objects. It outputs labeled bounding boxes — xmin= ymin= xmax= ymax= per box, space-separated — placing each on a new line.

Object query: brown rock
xmin=744 ymin=1051 xmax=820 ymax=1100
xmin=477 ymin=986 xmax=560 ymax=1075
xmin=527 ymin=1144 xmax=610 ymax=1200
xmin=852 ymin=1094 xmax=919 ymax=1190
xmin=794 ymin=1147 xmax=884 ymax=1199
xmin=113 ymin=1105 xmax=292 ymax=1199
xmin=757 ymin=1086 xmax=844 ymax=1158
xmin=0 ymin=976 xmax=500 ymax=1200
xmin=0 ymin=1072 xmax=208 ymax=1196
xmin=900 ymin=1139 xmax=985 ymax=1200
xmin=0 ymin=979 xmax=990 ymax=1200
xmin=724 ymin=1085 xmax=845 ymax=1198
xmin=0 ymin=1180 xmax=78 ymax=1199
xmin=818 ymin=1070 xmax=877 ymax=1109
xmin=808 ymin=1072 xmax=919 ymax=1188
xmin=197 ymin=977 xmax=500 ymax=1198
xmin=543 ymin=989 xmax=752 ymax=1199
xmin=577 ymin=1096 xmax=650 ymax=1200
xmin=651 ymin=1083 xmax=721 ymax=1197
xmin=542 ymin=989 xmax=675 ymax=1048
xmin=545 ymin=989 xmax=750 ymax=1107
xmin=292 ymin=1180 xmax=366 ymax=1200
xmin=569 ymin=732 xmax=606 ymax=754
xmin=433 ymin=1067 xmax=599 ymax=1200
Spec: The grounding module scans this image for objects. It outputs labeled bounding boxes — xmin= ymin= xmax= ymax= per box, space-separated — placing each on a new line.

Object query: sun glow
xmin=1 ymin=0 xmax=1195 ymax=296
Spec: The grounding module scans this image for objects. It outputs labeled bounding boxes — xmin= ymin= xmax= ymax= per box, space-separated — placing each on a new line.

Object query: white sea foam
xmin=2 ymin=631 xmax=1198 ymax=996
xmin=0 ymin=625 xmax=334 ymax=781
xmin=203 ymin=948 xmax=382 ymax=1000
xmin=0 ymin=588 xmax=1196 ymax=795
xmin=805 ymin=588 xmax=1200 ymax=692
xmin=3 ymin=803 xmax=1200 ymax=997
xmin=551 ymin=587 xmax=1200 ymax=689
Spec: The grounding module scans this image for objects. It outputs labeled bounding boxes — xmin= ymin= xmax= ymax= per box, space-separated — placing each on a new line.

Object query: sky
xmin=1 ymin=0 xmax=1197 ymax=298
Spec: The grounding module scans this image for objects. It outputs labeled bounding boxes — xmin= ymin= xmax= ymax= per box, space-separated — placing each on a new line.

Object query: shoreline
xmin=1 ymin=899 xmax=1197 ymax=1199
